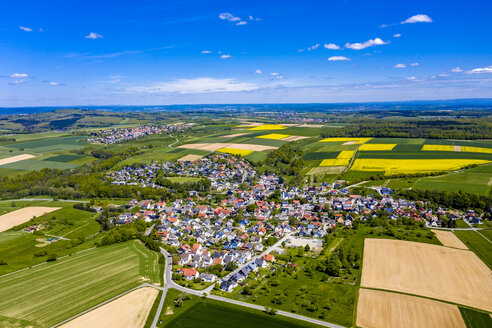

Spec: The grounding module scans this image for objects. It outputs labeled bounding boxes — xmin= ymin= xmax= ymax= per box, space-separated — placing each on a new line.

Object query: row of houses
xmin=86 ymin=123 xmax=191 ymax=144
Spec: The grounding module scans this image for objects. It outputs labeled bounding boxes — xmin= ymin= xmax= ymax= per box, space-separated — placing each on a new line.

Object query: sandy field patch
xmin=179 ymin=142 xmax=277 ymax=152
xmin=222 ymin=133 xmax=250 ymax=138
xmin=179 ymin=143 xmax=232 ymax=151
xmin=454 ymin=145 xmax=462 ymax=152
xmin=61 ymin=287 xmax=158 ymax=328
xmin=361 ymin=239 xmax=492 ymax=312
xmin=236 ymin=122 xmax=263 ymax=127
xmin=0 ymin=207 xmax=61 ymax=233
xmin=342 ymin=141 xmax=357 ymax=145
xmin=0 ymin=154 xmax=35 ymax=166
xmin=282 ymin=135 xmax=310 ymax=141
xmin=285 ymin=237 xmax=323 ymax=251
xmin=297 ymin=124 xmax=325 ymax=128
xmin=228 ymin=143 xmax=277 ymax=151
xmin=307 ymin=166 xmax=345 ymax=175
xmin=432 ymin=230 xmax=468 ymax=249
xmin=177 ymin=154 xmax=203 ymax=162
xmin=357 ymin=288 xmax=466 ymax=328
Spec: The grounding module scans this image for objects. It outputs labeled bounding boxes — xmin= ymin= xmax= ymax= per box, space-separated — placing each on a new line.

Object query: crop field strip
xmin=320 ymin=150 xmax=354 ymax=167
xmin=0 ymin=241 xmax=159 ymax=327
xmin=361 ymin=239 xmax=492 ymax=312
xmin=357 ymin=288 xmax=466 ymax=328
xmin=432 ymin=230 xmax=468 ymax=249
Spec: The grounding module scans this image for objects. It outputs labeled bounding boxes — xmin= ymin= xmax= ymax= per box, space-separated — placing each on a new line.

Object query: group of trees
xmin=317 ymin=246 xmax=360 ymax=277
xmin=155 ymin=173 xmax=211 ymax=193
xmin=396 ymin=189 xmax=491 ymax=211
xmin=260 ymin=143 xmax=304 ymax=177
xmin=320 ymin=120 xmax=492 ymax=140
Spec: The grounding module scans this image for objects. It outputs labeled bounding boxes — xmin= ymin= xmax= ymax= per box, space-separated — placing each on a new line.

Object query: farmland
xmin=158 ymin=289 xmax=317 ymax=328
xmin=61 ymin=287 xmax=159 ymax=328
xmin=0 ymin=206 xmax=61 ymax=232
xmin=454 ymin=230 xmax=492 ymax=269
xmin=0 ymin=241 xmax=160 ymax=327
xmin=361 ymin=239 xmax=492 ymax=312
xmin=357 ymin=288 xmax=466 ymax=328
xmin=432 ymin=230 xmax=468 ymax=249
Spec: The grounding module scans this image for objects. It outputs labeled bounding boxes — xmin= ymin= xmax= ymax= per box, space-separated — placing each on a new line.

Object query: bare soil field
xmin=282 ymin=135 xmax=309 ymax=141
xmin=454 ymin=145 xmax=462 ymax=152
xmin=178 ymin=154 xmax=203 ymax=162
xmin=222 ymin=133 xmax=250 ymax=137
xmin=361 ymin=239 xmax=492 ymax=312
xmin=307 ymin=166 xmax=345 ymax=175
xmin=297 ymin=124 xmax=325 ymax=128
xmin=432 ymin=230 xmax=468 ymax=249
xmin=342 ymin=141 xmax=357 ymax=145
xmin=179 ymin=142 xmax=277 ymax=151
xmin=357 ymin=288 xmax=466 ymax=328
xmin=0 ymin=207 xmax=61 ymax=232
xmin=60 ymin=287 xmax=158 ymax=328
xmin=236 ymin=122 xmax=263 ymax=127
xmin=0 ymin=154 xmax=35 ymax=166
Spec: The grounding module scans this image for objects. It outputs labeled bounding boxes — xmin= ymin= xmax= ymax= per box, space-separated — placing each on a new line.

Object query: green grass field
xmin=43 ymin=154 xmax=84 ymax=162
xmin=0 ymin=241 xmax=160 ymax=328
xmin=459 ymin=307 xmax=492 ymax=328
xmin=5 ymin=136 xmax=84 ymax=153
xmin=158 ymin=289 xmax=318 ymax=328
xmin=454 ymin=231 xmax=492 ymax=269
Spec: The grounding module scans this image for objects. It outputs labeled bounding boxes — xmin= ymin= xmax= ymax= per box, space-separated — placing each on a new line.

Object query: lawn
xmin=454 ymin=231 xmax=492 ymax=269
xmin=0 ymin=241 xmax=160 ymax=328
xmin=158 ymin=289 xmax=318 ymax=328
xmin=459 ymin=307 xmax=492 ymax=328
xmin=413 ymin=172 xmax=492 ymax=196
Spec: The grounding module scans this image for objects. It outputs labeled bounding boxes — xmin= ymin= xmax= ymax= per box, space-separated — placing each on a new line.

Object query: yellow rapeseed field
xmin=350 ymin=158 xmax=490 ymax=174
xmin=319 ymin=150 xmax=354 ymax=166
xmin=248 ymin=124 xmax=287 ymax=130
xmin=319 ymin=137 xmax=372 ymax=144
xmin=462 ymin=146 xmax=492 ymax=154
xmin=359 ymin=143 xmax=397 ymax=151
xmin=422 ymin=144 xmax=455 ymax=151
xmin=256 ymin=133 xmax=290 ymax=140
xmin=217 ymin=148 xmax=254 ymax=156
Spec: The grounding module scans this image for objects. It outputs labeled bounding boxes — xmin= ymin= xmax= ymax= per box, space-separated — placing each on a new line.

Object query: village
xmin=106 ymin=154 xmax=482 ymax=293
xmin=86 ymin=123 xmax=192 ymax=144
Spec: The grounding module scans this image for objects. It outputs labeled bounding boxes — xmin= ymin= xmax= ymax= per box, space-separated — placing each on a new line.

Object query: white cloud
xmin=324 ymin=43 xmax=340 ymax=50
xmin=308 ymin=44 xmax=320 ymax=51
xmin=407 ymin=76 xmax=417 ymax=80
xmin=220 ymin=54 xmax=231 ymax=59
xmin=249 ymin=15 xmax=253 ymax=20
xmin=345 ymin=38 xmax=389 ymax=50
xmin=394 ymin=63 xmax=407 ymax=68
xmin=219 ymin=13 xmax=241 ymax=22
xmin=410 ymin=62 xmax=419 ymax=66
xmin=85 ymin=32 xmax=103 ymax=39
xmin=19 ymin=26 xmax=32 ymax=32
xmin=236 ymin=21 xmax=247 ymax=26
xmin=127 ymin=78 xmax=258 ymax=94
xmin=9 ymin=80 xmax=26 ymax=85
xmin=255 ymin=69 xmax=262 ymax=74
xmin=401 ymin=14 xmax=433 ymax=24
xmin=451 ymin=67 xmax=463 ymax=73
xmin=271 ymin=72 xmax=280 ymax=76
xmin=328 ymin=56 xmax=350 ymax=61
xmin=297 ymin=49 xmax=305 ymax=52
xmin=201 ymin=50 xmax=212 ymax=54
xmin=393 ymin=33 xmax=401 ymax=38
xmin=466 ymin=66 xmax=492 ymax=74
xmin=49 ymin=82 xmax=60 ymax=86
xmin=248 ymin=15 xmax=261 ymax=21
xmin=10 ymin=73 xmax=29 ymax=78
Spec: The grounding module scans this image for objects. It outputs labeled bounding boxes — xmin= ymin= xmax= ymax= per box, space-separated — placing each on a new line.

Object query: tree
xmin=304 ymin=244 xmax=311 ymax=252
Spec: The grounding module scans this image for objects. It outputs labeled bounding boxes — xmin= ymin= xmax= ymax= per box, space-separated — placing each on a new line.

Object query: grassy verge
xmin=459 ymin=307 xmax=492 ymax=328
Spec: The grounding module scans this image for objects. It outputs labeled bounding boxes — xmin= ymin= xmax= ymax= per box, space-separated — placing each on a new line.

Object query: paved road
xmin=145 ymin=224 xmax=156 ymax=236
xmin=168 ymin=134 xmax=179 ymax=147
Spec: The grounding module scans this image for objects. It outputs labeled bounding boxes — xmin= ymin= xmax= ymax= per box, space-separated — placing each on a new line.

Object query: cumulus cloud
xmin=324 ymin=43 xmax=340 ymax=50
xmin=19 ymin=26 xmax=32 ymax=32
xmin=328 ymin=56 xmax=350 ymax=61
xmin=393 ymin=63 xmax=407 ymax=68
xmin=236 ymin=21 xmax=247 ymax=26
xmin=466 ymin=66 xmax=492 ymax=74
xmin=393 ymin=33 xmax=401 ymax=38
xmin=410 ymin=62 xmax=419 ymax=66
xmin=219 ymin=13 xmax=241 ymax=22
xmin=345 ymin=38 xmax=389 ymax=50
xmin=308 ymin=44 xmax=320 ymax=51
xmin=10 ymin=73 xmax=29 ymax=78
xmin=401 ymin=14 xmax=433 ymax=24
xmin=201 ymin=50 xmax=212 ymax=54
xmin=127 ymin=78 xmax=258 ymax=94
xmin=451 ymin=67 xmax=463 ymax=73
xmin=255 ymin=69 xmax=262 ymax=74
xmin=220 ymin=54 xmax=231 ymax=59
xmin=85 ymin=32 xmax=103 ymax=39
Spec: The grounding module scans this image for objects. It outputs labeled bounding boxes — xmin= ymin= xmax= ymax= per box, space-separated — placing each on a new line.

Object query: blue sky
xmin=1 ymin=0 xmax=491 ymax=106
